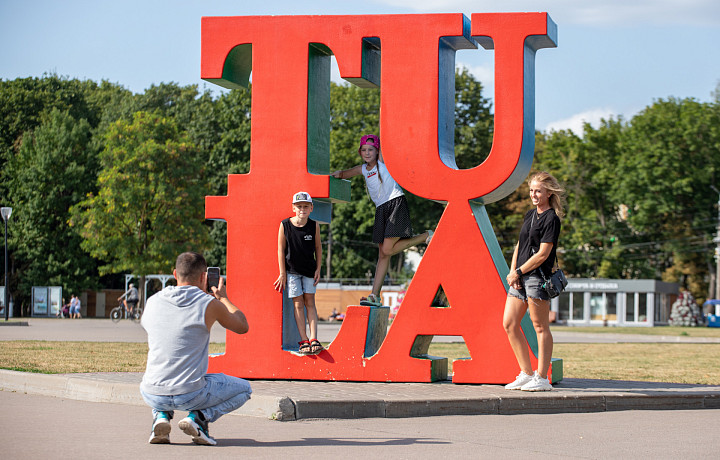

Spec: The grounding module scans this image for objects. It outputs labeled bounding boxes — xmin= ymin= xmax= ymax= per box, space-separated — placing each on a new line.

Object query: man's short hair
xmin=175 ymin=252 xmax=207 ymax=282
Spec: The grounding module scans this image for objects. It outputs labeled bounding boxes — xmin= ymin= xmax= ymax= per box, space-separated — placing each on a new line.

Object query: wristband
xmin=515 ymin=268 xmax=523 ymax=276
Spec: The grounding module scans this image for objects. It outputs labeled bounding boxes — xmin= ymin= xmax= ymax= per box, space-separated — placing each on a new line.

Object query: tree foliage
xmin=613 ymin=98 xmax=720 ymax=294
xmin=70 ymin=111 xmax=210 ymax=276
xmin=5 ymin=109 xmax=99 ymax=295
xmin=533 ymin=97 xmax=720 ymax=300
xmin=2 ymin=71 xmax=720 ymax=312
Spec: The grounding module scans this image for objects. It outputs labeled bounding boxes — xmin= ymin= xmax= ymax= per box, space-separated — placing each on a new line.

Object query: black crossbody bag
xmin=537 ymin=258 xmax=568 ymax=299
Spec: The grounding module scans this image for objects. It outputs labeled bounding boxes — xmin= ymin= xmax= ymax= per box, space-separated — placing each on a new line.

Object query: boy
xmin=273 ymin=191 xmax=323 ymax=355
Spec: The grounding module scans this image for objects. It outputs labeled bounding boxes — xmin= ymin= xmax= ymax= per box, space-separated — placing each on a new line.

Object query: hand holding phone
xmin=207 ymin=267 xmax=221 ymax=292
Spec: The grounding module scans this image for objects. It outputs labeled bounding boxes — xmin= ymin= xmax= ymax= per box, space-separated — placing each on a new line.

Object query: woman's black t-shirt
xmin=282 ymin=218 xmax=317 ymax=278
xmin=516 ymin=208 xmax=561 ymax=276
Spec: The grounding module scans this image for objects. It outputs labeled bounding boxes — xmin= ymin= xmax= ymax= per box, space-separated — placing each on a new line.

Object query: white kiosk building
xmin=552 ymin=278 xmax=679 ymax=327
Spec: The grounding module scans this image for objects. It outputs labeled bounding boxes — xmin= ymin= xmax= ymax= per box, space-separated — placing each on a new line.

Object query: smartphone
xmin=207 ymin=267 xmax=221 ymax=292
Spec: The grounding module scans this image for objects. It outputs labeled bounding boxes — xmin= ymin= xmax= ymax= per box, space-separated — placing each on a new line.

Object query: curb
xmin=289 ymin=392 xmax=720 ymax=419
xmin=0 ymin=370 xmax=295 ymax=421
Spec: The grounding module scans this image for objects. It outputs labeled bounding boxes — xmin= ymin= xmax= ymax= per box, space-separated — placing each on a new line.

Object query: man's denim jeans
xmin=141 ymin=373 xmax=252 ymax=423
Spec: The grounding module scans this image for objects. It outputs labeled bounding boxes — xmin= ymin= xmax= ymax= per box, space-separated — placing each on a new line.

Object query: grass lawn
xmin=552 ymin=325 xmax=720 ymax=338
xmin=426 ymin=342 xmax=720 ymax=385
xmin=1 ymin=340 xmax=718 ymax=385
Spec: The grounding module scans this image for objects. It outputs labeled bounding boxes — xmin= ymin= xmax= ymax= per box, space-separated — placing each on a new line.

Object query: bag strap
xmin=529 ymin=210 xmax=560 ymax=278
xmin=530 ymin=245 xmax=560 ymax=280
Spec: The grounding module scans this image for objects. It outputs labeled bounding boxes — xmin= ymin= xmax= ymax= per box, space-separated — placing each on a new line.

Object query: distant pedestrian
xmin=503 ymin=171 xmax=565 ymax=392
xmin=69 ymin=294 xmax=82 ymax=319
xmin=118 ymin=283 xmax=140 ymax=315
xmin=56 ymin=297 xmax=69 ymax=318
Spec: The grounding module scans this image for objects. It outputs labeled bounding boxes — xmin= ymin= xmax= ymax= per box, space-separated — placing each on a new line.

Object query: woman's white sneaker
xmin=521 ymin=372 xmax=553 ymax=391
xmin=504 ymin=371 xmax=533 ymax=390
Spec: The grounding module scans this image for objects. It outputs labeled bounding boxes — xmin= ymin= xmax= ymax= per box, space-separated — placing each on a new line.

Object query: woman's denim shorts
xmin=508 ymin=272 xmax=550 ymax=302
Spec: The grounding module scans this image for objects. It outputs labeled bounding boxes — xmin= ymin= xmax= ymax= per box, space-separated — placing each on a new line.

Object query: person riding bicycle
xmin=118 ymin=283 xmax=140 ymax=315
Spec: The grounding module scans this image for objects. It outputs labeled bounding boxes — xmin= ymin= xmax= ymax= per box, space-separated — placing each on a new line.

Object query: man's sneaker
xmin=504 ymin=371 xmax=533 ymax=390
xmin=359 ymin=293 xmax=383 ymax=307
xmin=178 ymin=411 xmax=216 ymax=446
xmin=425 ymin=229 xmax=434 ymax=244
xmin=521 ymin=371 xmax=553 ymax=391
xmin=148 ymin=411 xmax=171 ymax=444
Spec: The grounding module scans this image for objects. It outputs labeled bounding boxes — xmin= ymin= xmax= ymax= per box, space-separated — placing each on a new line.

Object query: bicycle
xmin=110 ymin=301 xmax=142 ymax=323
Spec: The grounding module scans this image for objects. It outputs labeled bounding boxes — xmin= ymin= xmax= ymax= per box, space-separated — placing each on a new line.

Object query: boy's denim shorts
xmin=287 ymin=273 xmax=316 ymax=298
xmin=508 ymin=272 xmax=550 ymax=302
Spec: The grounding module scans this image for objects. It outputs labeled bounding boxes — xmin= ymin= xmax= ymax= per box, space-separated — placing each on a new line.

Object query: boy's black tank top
xmin=282 ymin=218 xmax=317 ymax=278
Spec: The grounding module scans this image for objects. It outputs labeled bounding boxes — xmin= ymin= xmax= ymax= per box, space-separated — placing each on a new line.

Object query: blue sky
xmin=1 ymin=0 xmax=719 ymax=135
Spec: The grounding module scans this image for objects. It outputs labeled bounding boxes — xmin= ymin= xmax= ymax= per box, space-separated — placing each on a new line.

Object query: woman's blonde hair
xmin=529 ymin=171 xmax=566 ymax=219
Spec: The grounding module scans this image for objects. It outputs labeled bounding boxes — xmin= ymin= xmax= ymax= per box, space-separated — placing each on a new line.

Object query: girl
xmin=503 ymin=171 xmax=565 ymax=391
xmin=331 ymin=134 xmax=433 ymax=306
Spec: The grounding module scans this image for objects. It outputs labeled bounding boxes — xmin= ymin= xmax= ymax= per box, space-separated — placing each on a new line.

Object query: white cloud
xmin=373 ymin=0 xmax=720 ymax=26
xmin=544 ymin=108 xmax=617 ymax=136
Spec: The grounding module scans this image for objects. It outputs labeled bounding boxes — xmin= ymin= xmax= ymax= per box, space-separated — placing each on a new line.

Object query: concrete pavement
xmin=3 ymin=390 xmax=719 ymax=459
xmin=1 ymin=318 xmax=719 ymax=421
xmin=1 ymin=369 xmax=719 ymax=421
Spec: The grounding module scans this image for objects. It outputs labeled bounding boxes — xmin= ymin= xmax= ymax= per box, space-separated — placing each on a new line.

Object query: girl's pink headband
xmin=358 ymin=134 xmax=380 ymax=153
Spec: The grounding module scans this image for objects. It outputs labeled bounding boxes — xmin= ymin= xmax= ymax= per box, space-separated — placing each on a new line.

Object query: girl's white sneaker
xmin=425 ymin=229 xmax=434 ymax=244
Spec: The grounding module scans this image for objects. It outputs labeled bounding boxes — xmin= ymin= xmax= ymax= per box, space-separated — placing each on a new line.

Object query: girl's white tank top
xmin=362 ymin=161 xmax=404 ymax=207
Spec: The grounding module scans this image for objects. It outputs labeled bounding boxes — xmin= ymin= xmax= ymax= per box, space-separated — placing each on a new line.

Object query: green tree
xmin=327 ymin=83 xmax=383 ymax=279
xmin=0 ymin=75 xmax=121 ymax=173
xmin=612 ymin=97 xmax=720 ymax=296
xmin=110 ymin=82 xmax=253 ymax=268
xmin=5 ymin=109 xmax=99 ymax=299
xmin=0 ymin=76 xmax=131 ymax=313
xmin=70 ymin=111 xmax=211 ymax=293
xmin=453 ymin=67 xmax=494 ymax=170
xmin=200 ymin=88 xmax=253 ymax=267
xmin=531 ymin=96 xmax=720 ymax=302
xmin=534 ymin=120 xmax=630 ymax=278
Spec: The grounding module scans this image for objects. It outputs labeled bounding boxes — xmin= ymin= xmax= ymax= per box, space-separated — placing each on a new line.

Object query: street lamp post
xmin=712 ymin=187 xmax=720 ymax=300
xmin=1 ymin=207 xmax=12 ymax=321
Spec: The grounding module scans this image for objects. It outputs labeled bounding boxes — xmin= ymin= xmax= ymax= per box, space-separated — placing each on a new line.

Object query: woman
xmin=503 ymin=171 xmax=565 ymax=391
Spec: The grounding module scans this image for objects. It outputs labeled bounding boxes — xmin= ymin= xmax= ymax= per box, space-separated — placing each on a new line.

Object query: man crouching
xmin=140 ymin=251 xmax=251 ymax=445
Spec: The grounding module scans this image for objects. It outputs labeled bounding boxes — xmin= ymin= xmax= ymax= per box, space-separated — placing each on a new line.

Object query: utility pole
xmin=325 ymin=227 xmax=332 ymax=281
xmin=712 ymin=186 xmax=720 ymax=299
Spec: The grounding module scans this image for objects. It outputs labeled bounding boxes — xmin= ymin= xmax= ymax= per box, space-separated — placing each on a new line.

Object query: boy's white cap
xmin=292 ymin=191 xmax=312 ymax=204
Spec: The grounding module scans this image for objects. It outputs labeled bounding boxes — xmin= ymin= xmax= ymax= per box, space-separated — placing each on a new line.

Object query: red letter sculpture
xmin=202 ymin=13 xmax=561 ymax=383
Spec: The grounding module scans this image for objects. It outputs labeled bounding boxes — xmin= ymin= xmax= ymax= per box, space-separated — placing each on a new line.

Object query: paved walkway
xmin=1 ymin=318 xmax=719 ymax=420
xmin=1 ymin=370 xmax=718 ymax=420
xmin=6 ymin=391 xmax=719 ymax=458
xmin=4 ymin=317 xmax=720 ymax=343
